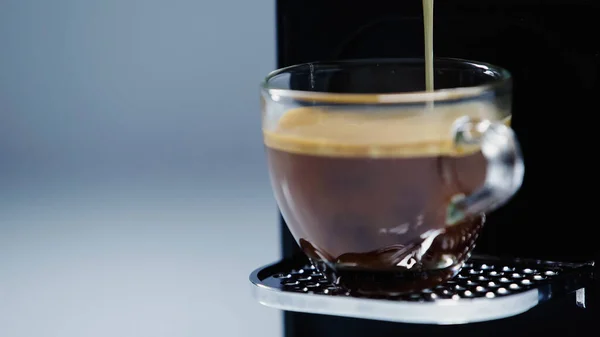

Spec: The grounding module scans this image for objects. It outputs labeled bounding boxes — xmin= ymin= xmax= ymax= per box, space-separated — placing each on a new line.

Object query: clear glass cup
xmin=261 ymin=58 xmax=524 ymax=295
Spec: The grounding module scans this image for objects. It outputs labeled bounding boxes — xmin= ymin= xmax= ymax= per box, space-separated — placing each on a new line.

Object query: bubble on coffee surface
xmin=263 ymin=102 xmax=510 ymax=158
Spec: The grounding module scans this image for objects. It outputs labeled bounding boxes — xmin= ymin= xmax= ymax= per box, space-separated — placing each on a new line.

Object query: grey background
xmin=0 ymin=1 xmax=280 ymax=336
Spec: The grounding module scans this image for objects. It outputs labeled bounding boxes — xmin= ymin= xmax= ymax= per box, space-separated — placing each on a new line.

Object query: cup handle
xmin=446 ymin=116 xmax=525 ymax=225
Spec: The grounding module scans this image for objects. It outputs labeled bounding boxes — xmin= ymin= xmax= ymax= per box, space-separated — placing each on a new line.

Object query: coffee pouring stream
xmin=423 ymin=0 xmax=434 ymax=91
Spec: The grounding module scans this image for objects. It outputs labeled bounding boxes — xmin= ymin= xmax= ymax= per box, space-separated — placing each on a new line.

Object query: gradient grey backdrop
xmin=0 ymin=1 xmax=279 ymax=336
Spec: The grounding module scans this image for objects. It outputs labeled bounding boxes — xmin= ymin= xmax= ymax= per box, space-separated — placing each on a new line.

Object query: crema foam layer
xmin=263 ymin=102 xmax=511 ymax=158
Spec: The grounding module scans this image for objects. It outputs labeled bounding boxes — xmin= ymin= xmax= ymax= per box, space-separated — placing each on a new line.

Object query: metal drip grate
xmin=275 ymin=262 xmax=555 ymax=299
xmin=250 ymin=255 xmax=593 ymax=324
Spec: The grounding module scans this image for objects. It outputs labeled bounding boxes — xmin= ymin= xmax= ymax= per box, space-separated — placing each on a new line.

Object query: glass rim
xmin=261 ymin=57 xmax=512 ymax=104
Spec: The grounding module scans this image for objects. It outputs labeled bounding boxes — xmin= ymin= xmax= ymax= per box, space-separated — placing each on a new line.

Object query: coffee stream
xmin=423 ymin=0 xmax=434 ymax=91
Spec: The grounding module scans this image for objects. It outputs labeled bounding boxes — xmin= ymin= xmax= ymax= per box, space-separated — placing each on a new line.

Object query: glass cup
xmin=261 ymin=58 xmax=524 ymax=296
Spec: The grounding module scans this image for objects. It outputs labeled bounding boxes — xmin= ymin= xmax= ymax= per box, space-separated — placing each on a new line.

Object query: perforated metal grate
xmin=270 ymin=260 xmax=559 ymax=300
xmin=250 ymin=255 xmax=592 ymax=324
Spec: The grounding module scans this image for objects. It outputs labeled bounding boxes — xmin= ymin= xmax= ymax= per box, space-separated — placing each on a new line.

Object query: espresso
xmin=265 ymin=104 xmax=509 ymax=293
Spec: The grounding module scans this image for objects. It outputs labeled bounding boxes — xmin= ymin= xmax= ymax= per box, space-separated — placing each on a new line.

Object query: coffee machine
xmin=250 ymin=0 xmax=600 ymax=336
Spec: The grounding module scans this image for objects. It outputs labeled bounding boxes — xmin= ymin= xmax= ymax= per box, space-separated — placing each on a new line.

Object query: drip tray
xmin=250 ymin=255 xmax=593 ymax=325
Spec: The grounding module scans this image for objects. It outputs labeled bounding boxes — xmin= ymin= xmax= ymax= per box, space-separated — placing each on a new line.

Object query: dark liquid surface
xmin=264 ymin=105 xmax=507 ymax=293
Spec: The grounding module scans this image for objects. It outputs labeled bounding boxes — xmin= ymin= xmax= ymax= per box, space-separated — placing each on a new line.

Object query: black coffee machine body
xmin=251 ymin=1 xmax=600 ymax=336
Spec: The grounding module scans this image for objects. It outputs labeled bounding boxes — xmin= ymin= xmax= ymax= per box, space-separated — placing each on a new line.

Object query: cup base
xmin=299 ymin=215 xmax=485 ymax=296
xmin=311 ymin=257 xmax=467 ymax=297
